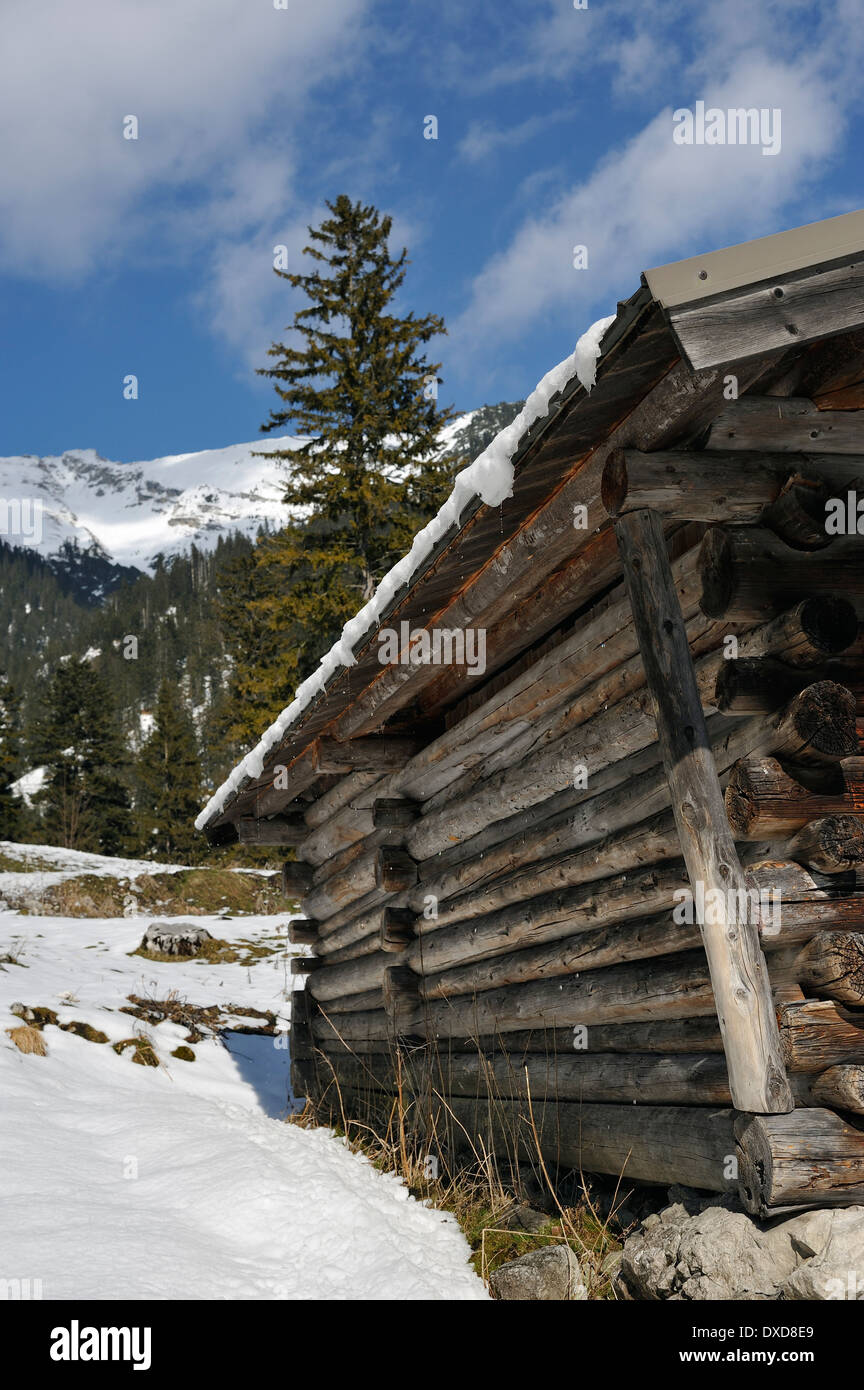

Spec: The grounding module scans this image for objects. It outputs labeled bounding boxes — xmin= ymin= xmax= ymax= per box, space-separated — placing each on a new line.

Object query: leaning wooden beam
xmin=699 ymin=527 xmax=864 ymax=622
xmin=705 ymin=395 xmax=864 ymax=455
xmin=614 ymin=507 xmax=791 ymax=1113
xmin=736 ymin=1107 xmax=864 ymax=1215
xmin=726 ymin=756 xmax=864 ymax=839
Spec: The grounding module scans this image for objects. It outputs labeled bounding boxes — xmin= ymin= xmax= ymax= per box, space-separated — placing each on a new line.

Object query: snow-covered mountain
xmin=0 ymin=436 xmax=306 ymax=573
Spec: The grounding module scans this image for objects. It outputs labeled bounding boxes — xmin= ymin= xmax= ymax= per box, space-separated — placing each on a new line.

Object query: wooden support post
xmin=614 ymin=508 xmax=793 ymax=1114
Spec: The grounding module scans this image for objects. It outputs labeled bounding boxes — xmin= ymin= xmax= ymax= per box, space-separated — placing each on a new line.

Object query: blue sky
xmin=1 ymin=0 xmax=862 ymax=462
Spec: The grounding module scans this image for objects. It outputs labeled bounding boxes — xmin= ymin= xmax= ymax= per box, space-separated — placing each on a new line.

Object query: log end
xmin=601 ymin=448 xmax=628 ymax=516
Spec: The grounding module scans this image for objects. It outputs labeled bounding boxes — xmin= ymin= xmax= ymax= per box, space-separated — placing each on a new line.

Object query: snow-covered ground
xmin=0 ymin=905 xmax=486 ymax=1300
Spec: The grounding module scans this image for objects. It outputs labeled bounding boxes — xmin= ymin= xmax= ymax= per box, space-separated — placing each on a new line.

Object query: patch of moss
xmin=113 ymin=1036 xmax=159 ymax=1067
xmin=28 ymin=1006 xmax=58 ymax=1028
xmin=59 ymin=1020 xmax=108 ymax=1044
xmin=170 ymin=1045 xmax=196 ymax=1062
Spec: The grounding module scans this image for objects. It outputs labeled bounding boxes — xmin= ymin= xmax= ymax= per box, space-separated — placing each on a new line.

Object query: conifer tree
xmin=220 ymin=196 xmax=458 ymax=739
xmin=33 ymin=660 xmax=132 ymax=855
xmin=0 ymin=675 xmax=23 ymax=841
xmin=135 ymin=678 xmax=203 ymax=861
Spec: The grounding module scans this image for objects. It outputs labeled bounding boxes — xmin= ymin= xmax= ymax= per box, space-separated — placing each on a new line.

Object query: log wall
xmin=280 ymin=390 xmax=864 ymax=1216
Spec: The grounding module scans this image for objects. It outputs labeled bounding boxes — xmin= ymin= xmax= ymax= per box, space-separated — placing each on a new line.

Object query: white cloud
xmin=449 ymin=46 xmax=847 ymax=365
xmin=0 ymin=0 xmax=366 ymax=278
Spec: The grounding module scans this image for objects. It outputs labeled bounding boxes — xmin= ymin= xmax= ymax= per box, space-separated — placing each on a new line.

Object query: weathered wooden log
xmin=418 ymin=950 xmax=717 ymax=1040
xmin=392 ymin=549 xmax=704 ymax=808
xmin=372 ymin=799 xmax=420 ymax=829
xmin=408 ymin=863 xmax=689 ymax=976
xmin=786 ymin=816 xmax=864 ymax=873
xmin=316 ymin=900 xmax=406 ymax=955
xmin=807 ymin=1065 xmax=864 ymax=1115
xmin=301 ymin=851 xmax=379 ymax=922
xmin=303 ymin=769 xmax=383 ymax=830
xmin=375 ymin=847 xmax=418 ymax=893
xmin=382 ymin=965 xmax=421 ymax=1031
xmin=310 ymin=1010 xmax=726 ymax=1054
xmin=380 ymin=907 xmax=415 ymax=953
xmin=776 ymin=931 xmax=864 ymax=1006
xmin=750 ymin=859 xmax=864 ymax=947
xmin=290 ymin=956 xmax=319 ymax=976
xmin=418 ymin=910 xmax=701 ymax=1001
xmin=778 ymin=998 xmax=864 ymax=1073
xmin=760 ymin=475 xmax=833 ymax=551
xmin=768 ymin=682 xmax=858 ymax=765
xmin=322 ymin=931 xmax=384 ymax=967
xmin=736 ymin=1108 xmax=864 ymax=1214
xmin=699 ymin=526 xmax=864 ymax=622
xmin=409 ymin=599 xmax=857 ymax=865
xmin=715 ymin=658 xmax=815 ymax=714
xmin=705 ymin=396 xmax=864 ymax=456
xmin=440 ymin=1098 xmax=737 ymax=1192
xmin=254 ymin=736 xmax=421 ymax=818
xmin=726 ymin=756 xmax=864 ymax=839
xmin=410 ymin=689 xmax=856 ymax=930
xmin=308 ymin=950 xmax=389 ymax=1003
xmin=615 ymin=506 xmax=791 ymax=1114
xmin=281 ymin=860 xmax=314 ymax=897
xmin=288 ymin=919 xmax=319 ymax=946
xmin=602 ymin=447 xmax=842 ymax=526
xmin=313 ymin=987 xmax=384 ymax=1014
xmin=324 ymin=1047 xmax=734 ymax=1107
xmin=237 ymin=812 xmax=307 ymax=845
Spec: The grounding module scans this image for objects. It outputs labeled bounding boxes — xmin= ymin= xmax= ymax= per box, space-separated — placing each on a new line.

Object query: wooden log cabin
xmin=197 ymin=210 xmax=864 ymax=1217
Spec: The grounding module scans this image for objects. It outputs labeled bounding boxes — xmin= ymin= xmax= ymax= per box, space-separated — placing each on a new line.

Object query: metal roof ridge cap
xmin=644 ymin=209 xmax=864 ymax=309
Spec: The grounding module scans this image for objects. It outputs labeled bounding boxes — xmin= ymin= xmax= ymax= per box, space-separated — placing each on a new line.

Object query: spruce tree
xmin=136 ymin=678 xmax=203 ymax=861
xmin=220 ymin=196 xmax=458 ymax=738
xmin=0 ymin=675 xmax=23 ymax=841
xmin=33 ymin=660 xmax=132 ymax=855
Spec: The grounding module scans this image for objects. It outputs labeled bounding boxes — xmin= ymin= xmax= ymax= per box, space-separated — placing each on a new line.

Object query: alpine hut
xmin=197 ymin=210 xmax=864 ymax=1216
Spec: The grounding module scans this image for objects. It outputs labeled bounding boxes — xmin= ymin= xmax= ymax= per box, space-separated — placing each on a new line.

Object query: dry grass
xmin=289 ymin=1042 xmax=625 ymax=1299
xmin=6 ymin=1024 xmax=47 ymax=1055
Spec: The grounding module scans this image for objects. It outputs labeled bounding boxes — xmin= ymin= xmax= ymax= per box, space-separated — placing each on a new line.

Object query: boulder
xmin=619 ymin=1199 xmax=864 ymax=1300
xmin=490 ymin=1245 xmax=586 ymax=1301
xmin=140 ymin=922 xmax=213 ymax=957
xmin=779 ymin=1207 xmax=864 ymax=1299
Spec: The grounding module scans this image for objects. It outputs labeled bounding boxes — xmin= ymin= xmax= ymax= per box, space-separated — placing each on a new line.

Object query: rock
xmin=500 ymin=1202 xmax=553 ymax=1234
xmin=778 ymin=1207 xmax=864 ymax=1300
xmin=621 ymin=1205 xmax=799 ymax=1300
xmin=620 ymin=1199 xmax=864 ymax=1301
xmin=490 ymin=1245 xmax=587 ymax=1301
xmin=140 ymin=922 xmax=213 ymax=957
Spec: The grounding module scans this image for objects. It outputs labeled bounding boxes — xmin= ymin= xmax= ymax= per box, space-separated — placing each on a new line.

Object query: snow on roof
xmin=196 ymin=314 xmax=615 ymax=831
